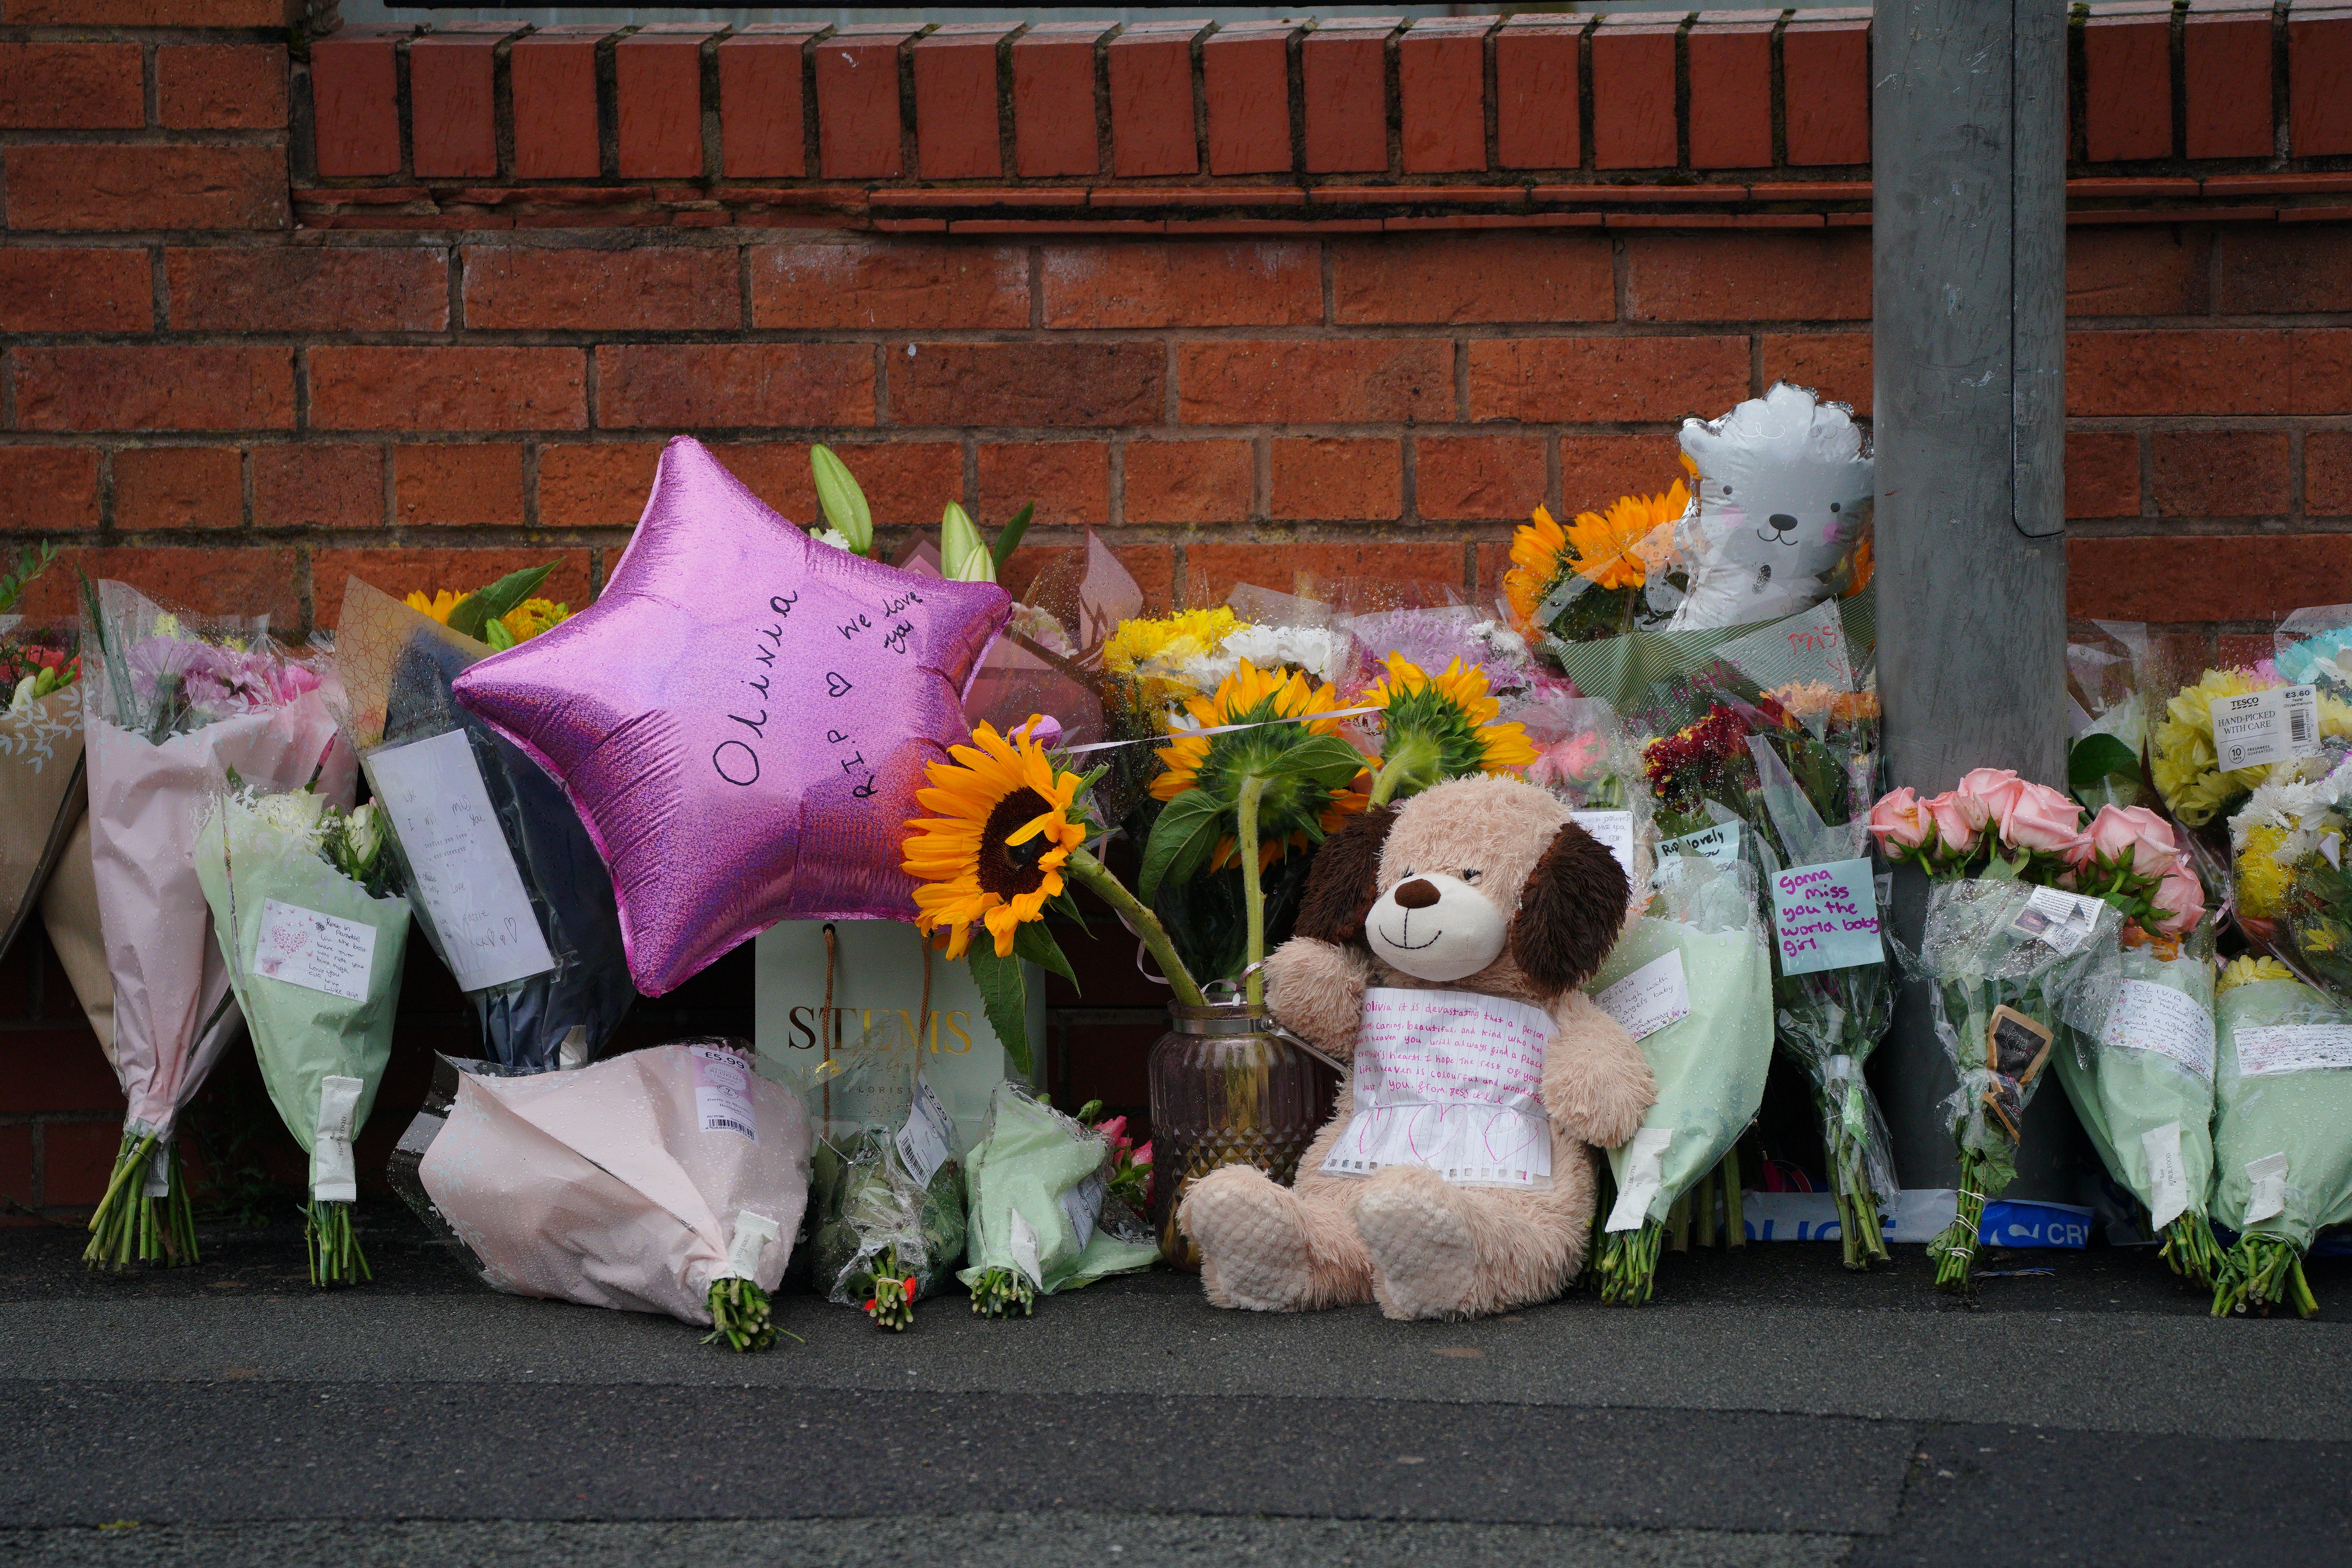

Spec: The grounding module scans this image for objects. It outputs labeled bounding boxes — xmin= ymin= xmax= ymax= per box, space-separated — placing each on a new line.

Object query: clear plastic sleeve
xmin=0 ymin=616 xmax=83 ymax=963
xmin=332 ymin=577 xmax=635 ymax=1073
xmin=2066 ymin=620 xmax=2150 ymax=811
xmin=2211 ymin=975 xmax=2352 ymax=1252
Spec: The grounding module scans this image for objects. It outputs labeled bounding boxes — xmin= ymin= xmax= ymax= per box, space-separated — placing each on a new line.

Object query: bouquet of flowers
xmin=193 ymin=780 xmax=410 ymax=1286
xmin=402 ymin=560 xmax=573 ymax=652
xmin=1502 ymin=466 xmax=1690 ymax=649
xmin=798 ymin=1037 xmax=971 ymax=1332
xmin=1586 ymin=854 xmax=1775 ymax=1303
xmin=2 ymin=567 xmax=83 ymax=962
xmin=1640 ymin=661 xmax=1895 ymax=1267
xmin=333 ymin=575 xmax=633 ymax=1073
xmin=77 ymin=577 xmax=354 ymax=1269
xmin=400 ymin=1041 xmax=811 ymax=1349
xmin=2067 ymin=621 xmax=2150 ymax=810
xmin=1519 ymin=695 xmax=1654 ymax=909
xmin=2207 ymin=956 xmax=2352 ymax=1317
xmin=1875 ymin=772 xmax=2193 ymax=1290
xmin=2053 ymin=913 xmax=2223 ymax=1284
xmin=956 ymin=1082 xmax=1158 ymax=1317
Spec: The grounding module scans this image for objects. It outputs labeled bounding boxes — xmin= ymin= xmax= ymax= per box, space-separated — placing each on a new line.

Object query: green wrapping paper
xmin=1588 ymin=856 xmax=1774 ymax=1303
xmin=194 ymin=793 xmax=410 ymax=1284
xmin=2054 ymin=923 xmax=2221 ymax=1281
xmin=2210 ymin=975 xmax=2352 ymax=1314
xmin=956 ymin=1083 xmax=1157 ymax=1314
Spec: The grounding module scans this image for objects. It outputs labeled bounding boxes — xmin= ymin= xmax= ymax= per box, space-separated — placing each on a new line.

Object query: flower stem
xmin=1238 ymin=773 xmax=1268 ymax=1007
xmin=1067 ymin=849 xmax=1209 ymax=1009
xmin=1367 ymin=733 xmax=1439 ymax=809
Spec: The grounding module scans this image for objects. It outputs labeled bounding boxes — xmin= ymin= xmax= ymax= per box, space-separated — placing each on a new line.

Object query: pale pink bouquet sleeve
xmin=419 ymin=1043 xmax=812 ymax=1327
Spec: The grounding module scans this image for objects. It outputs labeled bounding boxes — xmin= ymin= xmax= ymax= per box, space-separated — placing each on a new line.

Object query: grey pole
xmin=1871 ymin=0 xmax=2078 ymax=1195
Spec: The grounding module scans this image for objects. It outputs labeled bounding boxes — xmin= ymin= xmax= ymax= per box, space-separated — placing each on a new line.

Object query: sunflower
xmin=498 ymin=597 xmax=572 ymax=642
xmin=405 ymin=589 xmax=464 ymax=624
xmin=902 ymin=720 xmax=1087 ymax=960
xmin=1363 ymin=654 xmax=1538 ymax=807
xmin=1149 ymin=659 xmax=1367 ymax=875
xmin=1501 ymin=474 xmax=1690 ymax=635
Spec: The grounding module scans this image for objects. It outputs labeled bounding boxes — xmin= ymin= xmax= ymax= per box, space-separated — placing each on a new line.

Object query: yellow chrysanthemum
xmin=1501 ymin=476 xmax=1689 ymax=633
xmin=902 ymin=719 xmax=1087 ymax=960
xmin=1151 ymin=659 xmax=1365 ymax=871
xmin=1104 ymin=607 xmax=1247 ymax=720
xmin=1365 ymin=654 xmax=1538 ymax=806
xmin=2217 ymin=954 xmax=2297 ymax=996
xmin=405 ymin=589 xmax=464 ymax=625
xmin=2151 ymin=669 xmax=2281 ymax=827
xmin=499 ymin=597 xmax=572 ymax=642
xmin=2235 ymin=821 xmax=2294 ymax=920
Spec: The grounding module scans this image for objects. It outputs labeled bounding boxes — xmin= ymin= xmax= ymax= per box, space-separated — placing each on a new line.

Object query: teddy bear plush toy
xmin=1178 ymin=773 xmax=1655 ymax=1321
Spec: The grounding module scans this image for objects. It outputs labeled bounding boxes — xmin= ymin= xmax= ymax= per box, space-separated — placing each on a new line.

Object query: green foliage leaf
xmin=966 ymin=942 xmax=1032 ymax=1078
xmin=0 ymin=541 xmax=59 ymax=616
xmin=448 ymin=561 xmax=555 ymax=641
xmin=989 ymin=501 xmax=1036 ymax=571
xmin=2067 ymin=732 xmax=2141 ymax=797
xmin=1011 ymin=918 xmax=1078 ymax=989
xmin=482 ymin=616 xmax=517 ymax=652
xmin=1048 ymin=886 xmax=1090 ymax=927
xmin=1138 ymin=788 xmax=1225 ymax=901
xmin=1281 ymin=734 xmax=1376 ymax=790
xmin=810 ymin=444 xmax=873 ymax=555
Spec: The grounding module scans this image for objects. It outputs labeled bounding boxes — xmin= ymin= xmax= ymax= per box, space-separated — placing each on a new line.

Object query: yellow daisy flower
xmin=404 ymin=589 xmax=464 ymax=624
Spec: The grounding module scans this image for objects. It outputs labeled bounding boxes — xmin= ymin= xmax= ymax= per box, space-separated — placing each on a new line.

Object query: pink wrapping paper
xmin=418 ymin=1044 xmax=813 ymax=1325
xmin=85 ymin=694 xmax=354 ymax=1138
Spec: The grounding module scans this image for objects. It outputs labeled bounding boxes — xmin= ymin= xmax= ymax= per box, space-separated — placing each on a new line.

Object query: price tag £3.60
xmin=2212 ymin=684 xmax=2321 ymax=772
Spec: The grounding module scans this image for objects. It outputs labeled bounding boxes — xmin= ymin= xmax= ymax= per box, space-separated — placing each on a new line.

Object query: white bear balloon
xmin=1664 ymin=382 xmax=1872 ymax=631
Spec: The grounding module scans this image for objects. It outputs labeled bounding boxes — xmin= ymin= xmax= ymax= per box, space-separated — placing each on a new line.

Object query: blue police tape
xmin=1738 ymin=1189 xmax=2094 ymax=1249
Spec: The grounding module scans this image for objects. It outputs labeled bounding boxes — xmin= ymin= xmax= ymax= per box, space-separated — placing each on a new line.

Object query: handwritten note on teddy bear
xmin=1770 ymin=858 xmax=1880 ymax=976
xmin=1319 ymin=987 xmax=1553 ymax=1191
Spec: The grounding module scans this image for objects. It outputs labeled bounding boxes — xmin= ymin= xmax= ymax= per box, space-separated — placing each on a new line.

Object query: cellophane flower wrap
xmin=332 ymin=577 xmax=635 ymax=1073
xmin=954 ymin=1081 xmax=1157 ymax=1317
xmin=1518 ymin=694 xmax=1655 ymax=911
xmin=2206 ymin=960 xmax=2352 ymax=1318
xmin=787 ymin=996 xmax=968 ymax=1331
xmin=193 ymin=784 xmax=410 ymax=1286
xmin=2052 ymin=917 xmax=2224 ymax=1284
xmin=1909 ymin=879 xmax=2122 ymax=1291
xmin=77 ymin=578 xmax=354 ymax=1270
xmin=1 ymin=615 xmax=83 ymax=963
xmin=1586 ymin=854 xmax=1774 ymax=1304
xmin=2067 ymin=621 xmax=2151 ymax=811
xmin=398 ymin=1041 xmax=811 ymax=1349
xmin=1634 ymin=633 xmax=1897 ymax=1269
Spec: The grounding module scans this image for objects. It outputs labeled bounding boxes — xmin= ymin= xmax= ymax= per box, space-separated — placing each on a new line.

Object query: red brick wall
xmin=6 ymin=4 xmax=2352 ymax=1218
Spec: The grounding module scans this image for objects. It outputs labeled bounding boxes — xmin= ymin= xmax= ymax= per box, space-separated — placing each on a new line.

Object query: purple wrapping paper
xmin=452 ymin=436 xmax=1009 ymax=997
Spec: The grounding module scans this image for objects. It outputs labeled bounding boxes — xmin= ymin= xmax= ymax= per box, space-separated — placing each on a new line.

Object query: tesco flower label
xmin=1770 ymin=859 xmax=1881 ymax=976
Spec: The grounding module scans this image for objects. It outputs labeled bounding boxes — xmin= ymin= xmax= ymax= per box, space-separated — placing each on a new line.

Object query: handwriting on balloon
xmin=714 ymin=592 xmax=800 ymax=788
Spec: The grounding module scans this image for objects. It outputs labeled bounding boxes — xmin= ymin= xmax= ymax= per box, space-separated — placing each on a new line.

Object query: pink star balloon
xmin=452 ymin=436 xmax=1009 ymax=996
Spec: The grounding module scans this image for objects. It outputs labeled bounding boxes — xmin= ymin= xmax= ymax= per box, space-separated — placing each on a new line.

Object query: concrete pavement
xmin=0 ymin=1212 xmax=2344 ymax=1566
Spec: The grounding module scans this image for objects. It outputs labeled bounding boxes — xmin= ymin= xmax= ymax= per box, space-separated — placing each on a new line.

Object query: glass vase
xmin=1147 ymin=1001 xmax=1334 ymax=1272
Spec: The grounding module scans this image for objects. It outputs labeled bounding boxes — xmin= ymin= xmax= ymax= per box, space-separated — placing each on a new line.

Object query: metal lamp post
xmin=1871 ymin=0 xmax=2080 ymax=1194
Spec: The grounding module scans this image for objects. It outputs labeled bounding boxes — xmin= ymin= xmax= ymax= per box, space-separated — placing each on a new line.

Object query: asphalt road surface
xmin=0 ymin=1209 xmax=2345 ymax=1567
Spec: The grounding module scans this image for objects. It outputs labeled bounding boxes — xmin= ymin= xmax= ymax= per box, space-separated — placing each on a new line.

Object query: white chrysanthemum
xmin=248 ymin=789 xmax=329 ymax=841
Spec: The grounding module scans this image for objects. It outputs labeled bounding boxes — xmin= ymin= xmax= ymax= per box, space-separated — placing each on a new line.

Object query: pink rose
xmin=2081 ymin=804 xmax=2186 ymax=877
xmin=1868 ymin=787 xmax=1931 ymax=853
xmin=2151 ymin=865 xmax=2206 ymax=936
xmin=1998 ymin=782 xmax=2086 ymax=856
xmin=1925 ymin=789 xmax=1989 ymax=857
xmin=1956 ymin=767 xmax=2027 ymax=824
xmin=1528 ymin=731 xmax=1604 ymax=788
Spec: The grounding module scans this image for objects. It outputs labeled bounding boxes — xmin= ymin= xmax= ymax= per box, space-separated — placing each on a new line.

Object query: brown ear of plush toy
xmin=1291 ymin=803 xmax=1396 ymax=947
xmin=1508 ymin=820 xmax=1631 ymax=995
